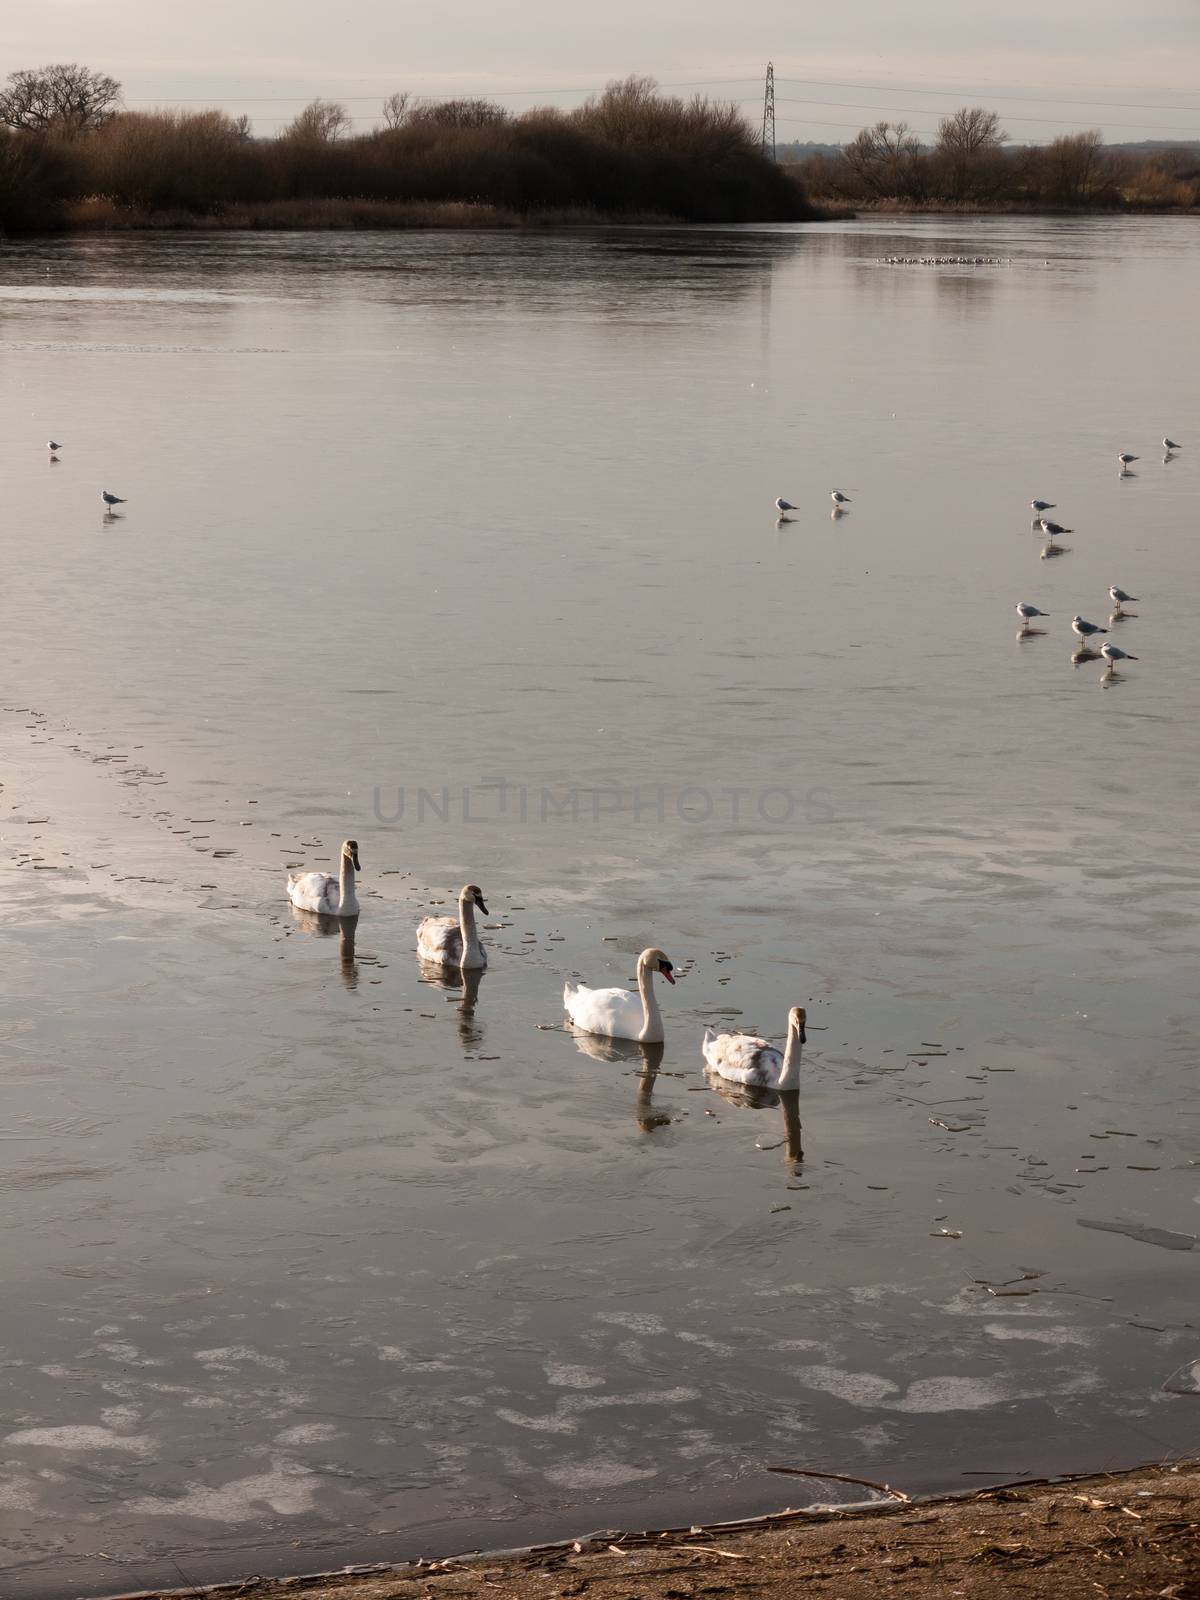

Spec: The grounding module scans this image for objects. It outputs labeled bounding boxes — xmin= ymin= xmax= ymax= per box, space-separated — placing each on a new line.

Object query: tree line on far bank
xmin=790 ymin=106 xmax=1200 ymax=209
xmin=0 ymin=64 xmax=816 ymax=230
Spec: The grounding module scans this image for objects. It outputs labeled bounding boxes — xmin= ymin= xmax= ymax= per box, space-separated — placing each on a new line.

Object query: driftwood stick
xmin=765 ymin=1466 xmax=909 ymax=1502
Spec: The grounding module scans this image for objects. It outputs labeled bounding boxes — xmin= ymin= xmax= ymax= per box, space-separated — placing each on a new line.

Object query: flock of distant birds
xmin=286 ymin=850 xmax=799 ymax=1090
xmin=1020 ymin=442 xmax=1182 ymax=673
xmin=881 ymin=254 xmax=1010 ymax=266
xmin=47 ymin=427 xmax=1183 ymax=1079
xmin=775 ymin=442 xmax=1185 ymax=678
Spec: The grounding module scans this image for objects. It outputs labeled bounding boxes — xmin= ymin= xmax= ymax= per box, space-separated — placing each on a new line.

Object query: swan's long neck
xmin=338 ymin=855 xmax=359 ymax=914
xmin=776 ymin=1022 xmax=804 ymax=1091
xmin=459 ymin=894 xmax=484 ymax=964
xmin=637 ymin=961 xmax=662 ymax=1042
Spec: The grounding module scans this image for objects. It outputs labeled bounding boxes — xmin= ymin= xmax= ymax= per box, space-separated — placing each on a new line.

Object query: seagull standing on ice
xmin=1072 ymin=615 xmax=1107 ymax=646
xmin=1016 ymin=603 xmax=1049 ymax=627
xmin=830 ymin=489 xmax=851 ymax=507
xmin=1100 ymin=642 xmax=1137 ymax=668
xmin=1118 ymin=452 xmax=1139 ymax=470
xmin=101 ymin=489 xmax=126 ymax=511
xmin=1109 ymin=585 xmax=1139 ymax=612
xmin=1039 ymin=518 xmax=1071 ymax=538
xmin=1163 ymin=437 xmax=1181 ymax=451
xmin=775 ymin=496 xmax=797 ymax=514
xmin=1031 ymin=499 xmax=1055 ymax=514
xmin=47 ymin=439 xmax=61 ymax=453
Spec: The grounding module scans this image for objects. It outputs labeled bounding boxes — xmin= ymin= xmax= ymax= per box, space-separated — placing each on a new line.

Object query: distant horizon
xmin=4 ymin=0 xmax=1198 ymax=143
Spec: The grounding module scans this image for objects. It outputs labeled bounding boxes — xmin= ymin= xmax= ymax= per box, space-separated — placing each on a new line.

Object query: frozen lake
xmin=0 ymin=217 xmax=1197 ymax=1596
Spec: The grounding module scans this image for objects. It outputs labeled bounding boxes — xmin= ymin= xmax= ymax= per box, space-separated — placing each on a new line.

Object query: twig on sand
xmin=765 ymin=1465 xmax=909 ymax=1501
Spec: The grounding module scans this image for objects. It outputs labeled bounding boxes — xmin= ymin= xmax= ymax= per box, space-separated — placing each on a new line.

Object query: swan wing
xmin=701 ymin=1031 xmax=781 ymax=1086
xmin=564 ymin=983 xmax=644 ymax=1041
xmin=417 ymin=915 xmax=462 ymax=964
xmin=287 ymin=871 xmax=338 ymax=914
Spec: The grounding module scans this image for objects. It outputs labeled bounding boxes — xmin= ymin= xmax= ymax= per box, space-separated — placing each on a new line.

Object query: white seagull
xmin=101 ymin=489 xmax=127 ymax=510
xmin=1039 ymin=518 xmax=1071 ymax=537
xmin=775 ymin=496 xmax=797 ymax=513
xmin=1072 ymin=615 xmax=1108 ymax=645
xmin=47 ymin=439 xmax=61 ymax=452
xmin=830 ymin=489 xmax=851 ymax=506
xmin=1031 ymin=499 xmax=1055 ymax=514
xmin=1109 ymin=585 xmax=1139 ymax=610
xmin=1016 ymin=603 xmax=1049 ymax=625
xmin=1163 ymin=437 xmax=1181 ymax=451
xmin=1118 ymin=452 xmax=1139 ymax=469
xmin=1100 ymin=642 xmax=1138 ymax=667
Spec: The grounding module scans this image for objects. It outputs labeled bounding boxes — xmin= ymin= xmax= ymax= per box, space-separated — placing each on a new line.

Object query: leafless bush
xmin=407 ymin=98 xmax=511 ymax=130
xmin=283 ymin=99 xmax=351 ymax=142
xmin=81 ymin=110 xmax=262 ymax=211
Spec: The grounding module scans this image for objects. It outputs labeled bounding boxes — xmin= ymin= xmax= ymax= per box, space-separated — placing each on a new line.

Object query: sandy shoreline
xmin=89 ymin=1462 xmax=1200 ymax=1600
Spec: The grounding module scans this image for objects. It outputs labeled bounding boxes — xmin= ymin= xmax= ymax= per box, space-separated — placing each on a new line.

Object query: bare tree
xmin=935 ymin=106 xmax=1007 ymax=200
xmin=1041 ymin=130 xmax=1107 ymax=205
xmin=843 ymin=121 xmax=923 ymax=199
xmin=284 ymin=99 xmax=350 ymax=142
xmin=381 ymin=91 xmax=411 ymax=130
xmin=407 ymin=97 xmax=509 ymax=130
xmin=0 ymin=63 xmax=121 ymax=136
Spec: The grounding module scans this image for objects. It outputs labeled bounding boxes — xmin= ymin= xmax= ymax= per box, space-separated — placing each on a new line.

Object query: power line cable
xmin=775 ymin=75 xmax=1200 ymax=113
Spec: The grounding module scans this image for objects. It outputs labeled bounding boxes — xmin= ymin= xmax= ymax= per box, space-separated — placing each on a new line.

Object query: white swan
xmin=564 ymin=947 xmax=675 ymax=1043
xmin=286 ymin=839 xmax=361 ymax=917
xmin=416 ymin=884 xmax=488 ymax=968
xmin=702 ymin=1006 xmax=807 ymax=1090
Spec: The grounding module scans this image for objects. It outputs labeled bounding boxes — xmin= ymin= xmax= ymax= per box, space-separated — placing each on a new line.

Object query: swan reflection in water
xmin=569 ymin=1031 xmax=671 ymax=1131
xmin=705 ymin=1072 xmax=804 ymax=1166
xmin=419 ymin=960 xmax=485 ymax=1049
xmin=290 ymin=905 xmax=360 ymax=990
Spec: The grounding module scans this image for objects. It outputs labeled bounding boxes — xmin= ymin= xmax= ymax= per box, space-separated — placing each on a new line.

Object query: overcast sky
xmin=6 ymin=0 xmax=1200 ymax=142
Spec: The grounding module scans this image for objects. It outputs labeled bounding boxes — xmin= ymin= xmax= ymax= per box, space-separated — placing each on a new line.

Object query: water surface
xmin=0 ymin=218 xmax=1198 ymax=1598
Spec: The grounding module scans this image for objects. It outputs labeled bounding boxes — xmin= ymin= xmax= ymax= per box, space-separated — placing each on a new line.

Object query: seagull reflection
xmin=831 ymin=504 xmax=849 ymax=521
xmin=1040 ymin=541 xmax=1067 ymax=560
xmin=419 ymin=960 xmax=485 ymax=1049
xmin=290 ymin=905 xmax=360 ymax=990
xmin=1071 ymin=646 xmax=1102 ymax=666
